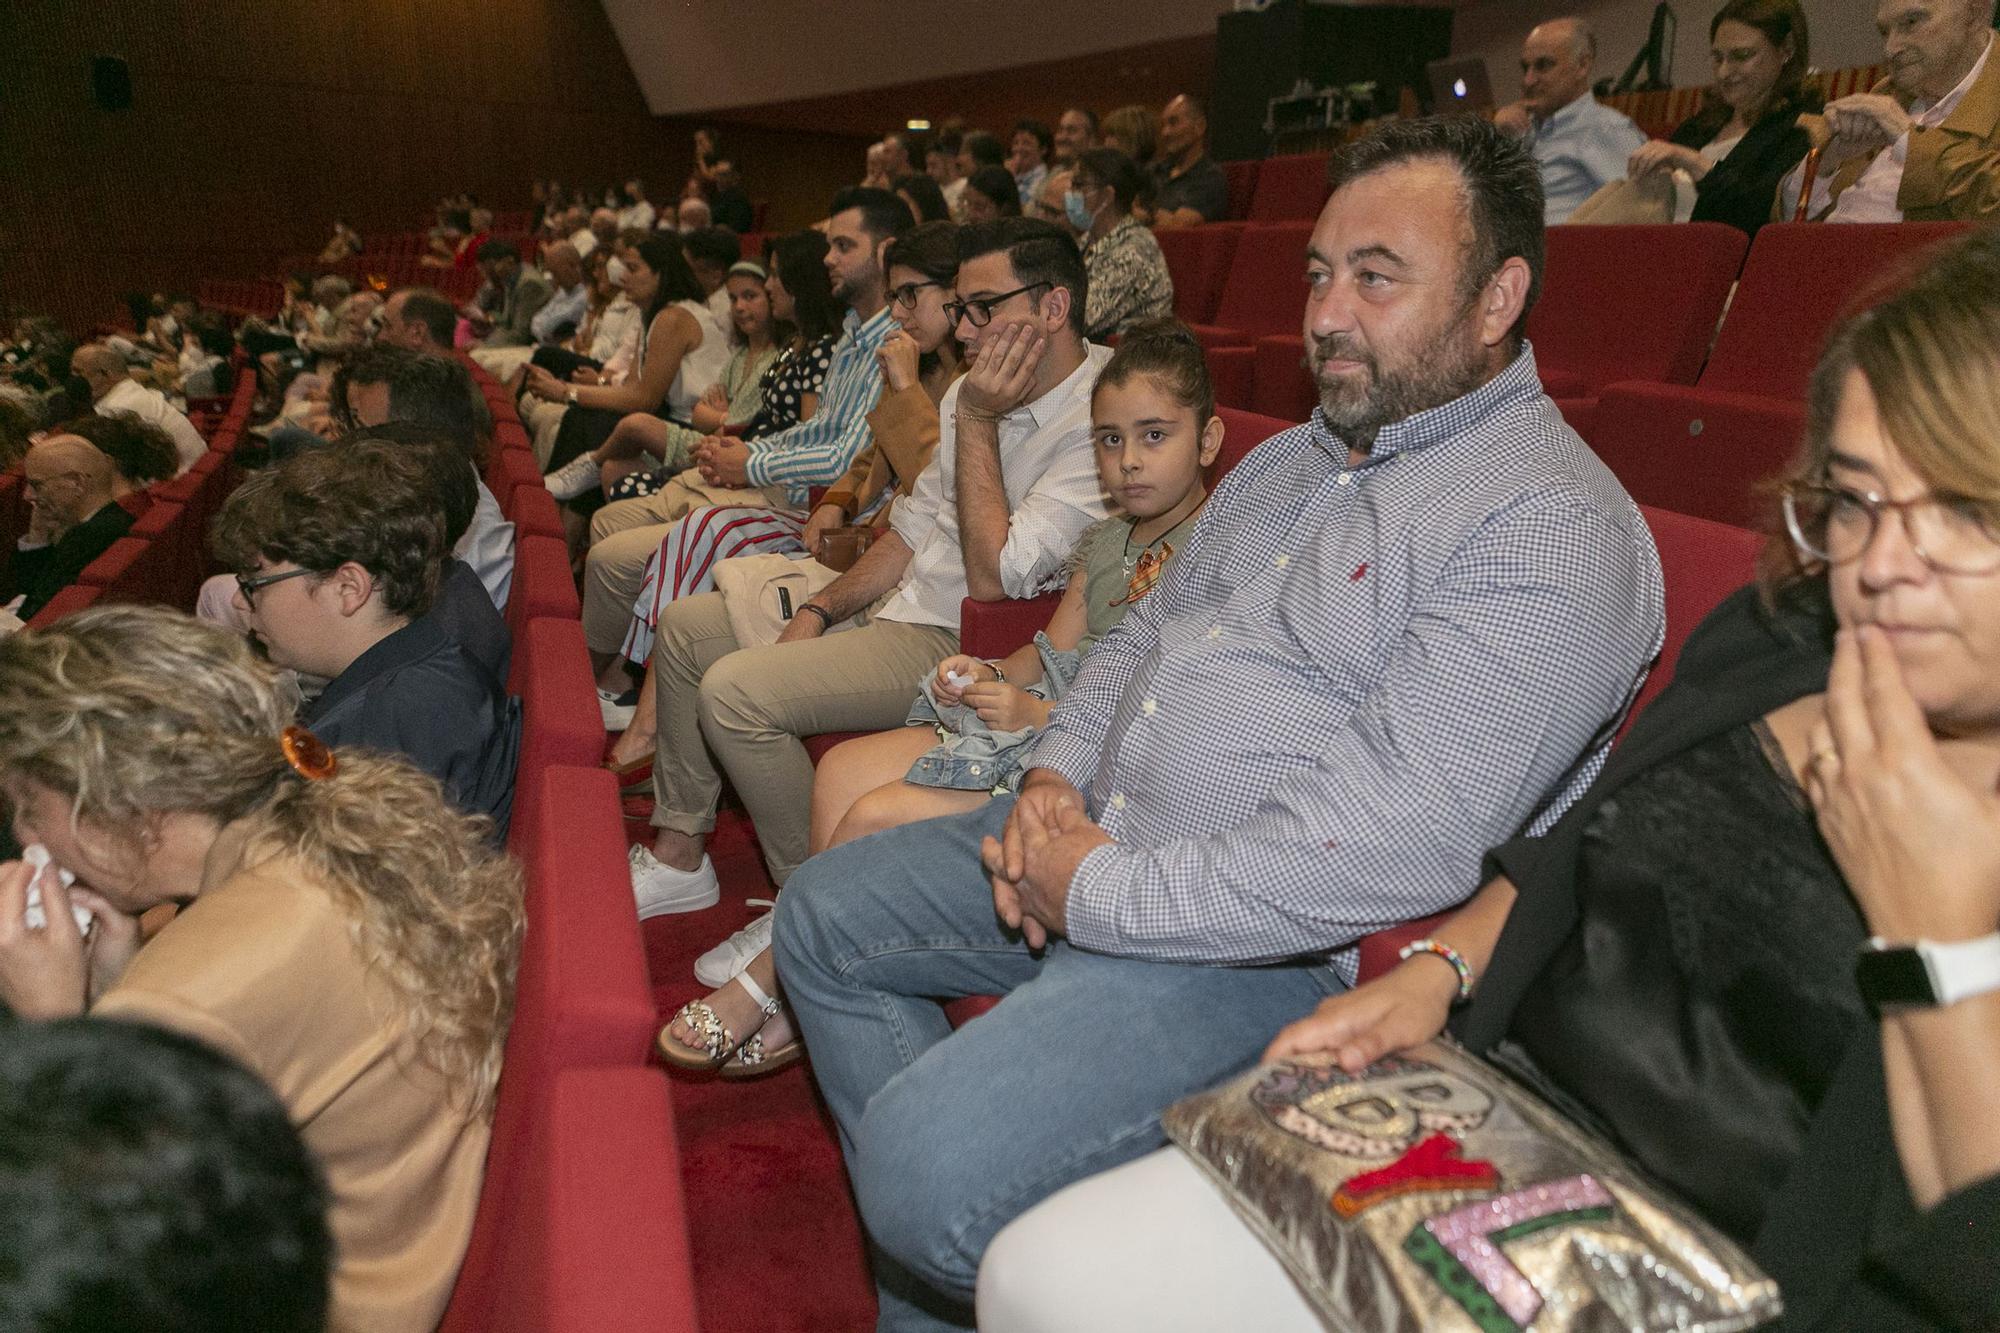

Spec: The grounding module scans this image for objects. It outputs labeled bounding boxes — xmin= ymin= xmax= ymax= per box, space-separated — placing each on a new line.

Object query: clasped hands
xmin=981 ymin=771 xmax=1112 ymax=951
xmin=1820 ymin=93 xmax=1914 ymax=165
xmin=693 ymin=434 xmax=751 ymax=487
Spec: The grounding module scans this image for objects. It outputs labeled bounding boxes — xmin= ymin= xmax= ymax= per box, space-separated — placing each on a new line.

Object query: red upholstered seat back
xmin=474 ymin=1069 xmax=698 ymax=1332
xmin=1222 ymin=160 xmax=1261 ymax=221
xmin=511 ymin=616 xmax=605 ymax=783
xmin=1525 ymin=223 xmax=1747 ymax=394
xmin=1246 ymin=152 xmax=1331 ymax=222
xmin=1153 ymin=223 xmax=1246 ymax=326
xmin=1586 ymin=384 xmax=1807 ymax=528
xmin=505 ymin=534 xmax=581 ymax=639
xmin=1208 ymin=222 xmax=1316 ymax=339
xmin=1701 ymin=221 xmax=1973 ymax=399
xmin=441 ymin=765 xmax=663 ymax=1331
xmin=1631 ymin=504 xmax=1766 ymax=724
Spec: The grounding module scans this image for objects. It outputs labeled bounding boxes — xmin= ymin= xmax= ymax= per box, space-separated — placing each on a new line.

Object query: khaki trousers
xmin=649 ymin=592 xmax=956 ymax=884
xmin=523 ymin=398 xmax=568 ymax=466
xmin=579 ymin=472 xmax=785 ymax=656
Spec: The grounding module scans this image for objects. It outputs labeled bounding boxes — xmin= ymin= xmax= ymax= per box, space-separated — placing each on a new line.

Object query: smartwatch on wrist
xmin=1856 ymin=933 xmax=2000 ymax=1010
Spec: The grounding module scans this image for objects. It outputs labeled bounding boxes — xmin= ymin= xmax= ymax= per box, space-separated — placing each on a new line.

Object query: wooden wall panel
xmin=0 ymin=0 xmax=869 ymax=331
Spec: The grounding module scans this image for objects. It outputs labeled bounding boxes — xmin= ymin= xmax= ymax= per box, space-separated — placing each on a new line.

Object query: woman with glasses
xmin=600 ymin=222 xmax=964 ymax=775
xmin=978 ymin=232 xmax=2000 ymax=1331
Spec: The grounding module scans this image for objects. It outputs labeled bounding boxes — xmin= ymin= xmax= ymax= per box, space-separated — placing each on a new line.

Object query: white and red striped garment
xmin=620 ymin=504 xmax=806 ymax=662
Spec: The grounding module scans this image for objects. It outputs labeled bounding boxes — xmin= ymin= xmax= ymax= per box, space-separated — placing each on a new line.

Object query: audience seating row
xmin=440 ymin=358 xmax=698 ymax=1332
xmin=1162 ymin=220 xmax=1968 ymax=523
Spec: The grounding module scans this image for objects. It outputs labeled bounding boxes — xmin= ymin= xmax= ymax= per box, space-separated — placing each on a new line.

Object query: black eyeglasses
xmin=887 ymin=280 xmax=940 ymax=311
xmin=944 ymin=282 xmax=1052 ymax=329
xmin=235 ymin=567 xmax=317 ymax=604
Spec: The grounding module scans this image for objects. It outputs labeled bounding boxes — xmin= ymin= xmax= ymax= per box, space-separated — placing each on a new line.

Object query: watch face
xmin=1856 ymin=947 xmax=1936 ymax=1007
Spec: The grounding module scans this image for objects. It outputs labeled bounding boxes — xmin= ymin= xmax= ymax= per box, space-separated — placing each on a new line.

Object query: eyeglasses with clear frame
xmin=943 ymin=282 xmax=1052 ymax=330
xmin=1782 ymin=481 xmax=2000 ymax=576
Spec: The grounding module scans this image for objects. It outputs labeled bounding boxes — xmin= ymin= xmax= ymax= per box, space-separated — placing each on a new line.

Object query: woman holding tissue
xmin=0 ymin=604 xmax=521 ymax=1333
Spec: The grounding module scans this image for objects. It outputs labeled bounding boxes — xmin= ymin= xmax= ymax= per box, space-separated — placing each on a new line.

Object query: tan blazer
xmin=819 ymin=380 xmax=945 ymax=528
xmin=95 ymin=854 xmax=490 ymax=1333
xmin=1825 ymin=36 xmax=2000 ymax=220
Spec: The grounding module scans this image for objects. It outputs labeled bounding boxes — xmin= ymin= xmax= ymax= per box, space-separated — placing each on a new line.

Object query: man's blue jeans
xmin=772 ymin=798 xmax=1344 ymax=1331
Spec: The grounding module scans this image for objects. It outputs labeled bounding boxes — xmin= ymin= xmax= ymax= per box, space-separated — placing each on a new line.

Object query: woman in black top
xmin=1625 ymin=0 xmax=1819 ymax=235
xmin=1266 ymin=229 xmax=2000 ymax=1328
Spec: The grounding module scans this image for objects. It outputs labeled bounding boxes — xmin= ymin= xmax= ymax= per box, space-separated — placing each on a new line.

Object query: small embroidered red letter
xmin=1332 ymin=1133 xmax=1499 ymax=1217
xmin=1350 ymin=563 xmax=1369 ymax=581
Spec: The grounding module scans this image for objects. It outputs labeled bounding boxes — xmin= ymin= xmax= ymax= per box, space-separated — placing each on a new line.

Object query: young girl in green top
xmin=658 ymin=321 xmax=1225 ymax=1077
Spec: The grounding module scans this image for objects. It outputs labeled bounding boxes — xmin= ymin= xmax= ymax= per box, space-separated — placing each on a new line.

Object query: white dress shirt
xmin=882 ymin=342 xmax=1113 ymax=630
xmin=460 ymin=477 xmax=515 ymax=610
xmin=619 ymin=200 xmax=657 ymax=231
xmin=569 ymin=228 xmax=597 ymax=260
xmin=97 ymin=377 xmax=207 ymax=474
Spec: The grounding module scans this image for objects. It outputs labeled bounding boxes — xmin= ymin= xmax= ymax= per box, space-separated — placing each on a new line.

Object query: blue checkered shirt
xmin=1029 ymin=345 xmax=1665 ymax=980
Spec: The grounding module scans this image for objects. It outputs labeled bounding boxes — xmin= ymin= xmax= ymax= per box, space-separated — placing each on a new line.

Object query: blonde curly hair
xmin=0 ymin=604 xmax=521 ymax=1114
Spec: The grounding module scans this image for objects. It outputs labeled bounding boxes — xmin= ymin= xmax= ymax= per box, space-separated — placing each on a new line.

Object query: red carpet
xmin=634 ymin=808 xmax=879 ymax=1333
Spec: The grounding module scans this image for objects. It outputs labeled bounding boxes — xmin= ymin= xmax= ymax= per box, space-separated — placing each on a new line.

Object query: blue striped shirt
xmin=744 ymin=305 xmax=897 ymax=507
xmin=1028 ymin=345 xmax=1665 ymax=980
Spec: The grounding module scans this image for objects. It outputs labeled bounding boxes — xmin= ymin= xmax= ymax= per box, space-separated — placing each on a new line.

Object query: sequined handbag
xmin=1162 ymin=1039 xmax=1782 ymax=1332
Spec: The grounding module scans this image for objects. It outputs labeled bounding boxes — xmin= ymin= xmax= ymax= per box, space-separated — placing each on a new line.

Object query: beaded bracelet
xmin=1398 ymin=938 xmax=1474 ymax=1004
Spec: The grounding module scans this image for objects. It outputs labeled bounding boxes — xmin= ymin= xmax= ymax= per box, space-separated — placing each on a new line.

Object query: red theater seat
xmin=1701 ymin=221 xmax=1972 ymax=400
xmin=508 ymin=481 xmax=566 ymax=541
xmin=1251 ymin=335 xmax=1315 ymax=425
xmin=76 ymin=537 xmax=158 ymax=604
xmin=1586 ymin=383 xmax=1807 ymax=528
xmin=505 ymin=535 xmax=581 ymax=638
xmin=468 ymin=1069 xmax=698 ymax=1333
xmin=441 ymin=768 xmax=669 ymax=1332
xmin=1188 ymin=221 xmax=1315 ymax=350
xmin=1205 ymin=344 xmax=1254 ymax=411
xmin=1246 ymin=152 xmax=1331 ymax=222
xmin=1153 ymin=223 xmax=1246 ymax=326
xmin=1356 ymin=504 xmax=1765 ymax=980
xmin=24 ymin=583 xmax=102 ymax=628
xmin=487 ymin=446 xmax=540 ymax=499
xmin=511 ymin=616 xmax=606 ymax=781
xmin=1526 ymin=223 xmax=1747 ymax=396
xmin=1222 ymin=160 xmax=1261 ymax=222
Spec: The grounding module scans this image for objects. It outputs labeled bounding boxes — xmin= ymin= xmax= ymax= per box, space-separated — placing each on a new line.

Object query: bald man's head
xmin=24 ymin=434 xmax=116 ymax=526
xmin=544 ymin=240 xmax=583 ymax=288
xmin=68 ymin=345 xmax=128 ymax=403
xmin=589 ymin=208 xmax=619 ymax=241
xmin=1521 ymin=17 xmax=1597 ymax=118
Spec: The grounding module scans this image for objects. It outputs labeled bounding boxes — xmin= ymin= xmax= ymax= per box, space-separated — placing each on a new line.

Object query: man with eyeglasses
xmin=577 ymin=188 xmax=913 ymax=684
xmin=210 ymin=440 xmax=518 ymax=835
xmin=9 ymin=434 xmax=133 ymax=621
xmin=626 ymin=217 xmax=1111 ymax=918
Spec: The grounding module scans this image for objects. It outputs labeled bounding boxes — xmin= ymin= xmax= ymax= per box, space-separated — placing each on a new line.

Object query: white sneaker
xmin=628 ymin=846 xmax=721 ymax=920
xmin=544 ymin=454 xmax=601 ymax=500
xmin=599 ymin=687 xmax=636 ymax=732
xmin=693 ymin=902 xmax=776 ymax=987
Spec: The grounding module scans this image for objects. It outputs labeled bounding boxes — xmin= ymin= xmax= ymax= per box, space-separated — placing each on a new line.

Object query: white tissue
xmin=945 ymin=670 xmax=973 ymax=690
xmin=21 ymin=844 xmax=92 ymax=933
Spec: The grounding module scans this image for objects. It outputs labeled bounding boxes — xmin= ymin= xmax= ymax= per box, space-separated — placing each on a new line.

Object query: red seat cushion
xmin=1632 ymin=505 xmax=1765 ymax=724
xmin=24 ymin=583 xmax=102 ymax=628
xmin=1586 ymin=382 xmax=1808 ymax=528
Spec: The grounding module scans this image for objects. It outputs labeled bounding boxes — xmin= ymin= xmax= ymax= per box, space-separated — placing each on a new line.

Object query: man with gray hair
xmin=68 ymin=343 xmax=207 ymax=474
xmin=1790 ymin=0 xmax=1999 ymax=221
xmin=1494 ymin=16 xmax=1646 ymax=223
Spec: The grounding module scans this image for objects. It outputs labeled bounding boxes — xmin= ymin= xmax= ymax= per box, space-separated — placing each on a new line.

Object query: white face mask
xmin=607 ymin=257 xmax=629 ymax=287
